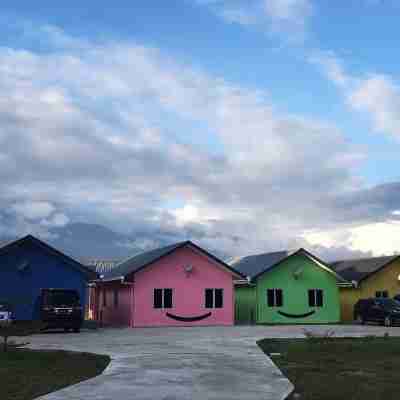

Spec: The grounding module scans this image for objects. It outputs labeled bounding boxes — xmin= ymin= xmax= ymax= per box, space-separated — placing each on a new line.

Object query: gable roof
xmin=100 ymin=240 xmax=244 ymax=281
xmin=231 ymin=248 xmax=345 ymax=282
xmin=330 ymin=255 xmax=400 ymax=283
xmin=231 ymin=251 xmax=289 ymax=280
xmin=0 ymin=235 xmax=97 ymax=280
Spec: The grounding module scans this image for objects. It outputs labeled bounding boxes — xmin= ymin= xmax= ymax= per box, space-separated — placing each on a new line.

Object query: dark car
xmin=354 ymin=298 xmax=400 ymax=327
xmin=40 ymin=289 xmax=83 ymax=332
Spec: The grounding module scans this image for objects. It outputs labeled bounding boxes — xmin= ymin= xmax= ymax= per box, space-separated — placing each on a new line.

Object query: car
xmin=0 ymin=302 xmax=13 ymax=324
xmin=354 ymin=298 xmax=400 ymax=327
xmin=40 ymin=289 xmax=83 ymax=333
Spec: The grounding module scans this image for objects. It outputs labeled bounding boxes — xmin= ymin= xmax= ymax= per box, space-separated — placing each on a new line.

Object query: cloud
xmin=310 ymin=51 xmax=400 ymax=139
xmin=264 ymin=0 xmax=313 ymax=29
xmin=1 ymin=25 xmax=399 ymax=259
xmin=348 ymin=75 xmax=400 ymax=138
xmin=194 ymin=0 xmax=313 ymax=40
xmin=11 ymin=201 xmax=55 ymax=220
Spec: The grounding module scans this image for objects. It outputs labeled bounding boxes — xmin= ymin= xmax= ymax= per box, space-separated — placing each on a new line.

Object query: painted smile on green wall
xmin=277 ymin=310 xmax=315 ymax=319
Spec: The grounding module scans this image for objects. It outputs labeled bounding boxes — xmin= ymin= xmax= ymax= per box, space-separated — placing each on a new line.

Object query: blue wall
xmin=0 ymin=241 xmax=89 ymax=320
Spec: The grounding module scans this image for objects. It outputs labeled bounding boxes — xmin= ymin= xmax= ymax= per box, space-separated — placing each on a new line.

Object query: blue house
xmin=0 ymin=235 xmax=97 ymax=320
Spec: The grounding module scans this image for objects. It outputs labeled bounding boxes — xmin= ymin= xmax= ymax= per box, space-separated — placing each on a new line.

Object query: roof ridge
xmin=331 ymin=254 xmax=398 ymax=264
xmin=115 ymin=241 xmax=188 ymax=267
xmin=241 ymin=249 xmax=289 ymax=259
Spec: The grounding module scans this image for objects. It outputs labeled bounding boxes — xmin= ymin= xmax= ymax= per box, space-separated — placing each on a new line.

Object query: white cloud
xmin=264 ymin=0 xmax=313 ymax=27
xmin=310 ymin=51 xmax=400 ymax=139
xmin=348 ymin=74 xmax=400 ymax=137
xmin=305 ymin=220 xmax=400 ymax=257
xmin=308 ymin=51 xmax=349 ymax=87
xmin=11 ymin=201 xmax=55 ymax=220
xmin=2 ymin=25 xmax=399 ymax=259
xmin=42 ymin=213 xmax=70 ymax=228
xmin=195 ymin=0 xmax=313 ymax=39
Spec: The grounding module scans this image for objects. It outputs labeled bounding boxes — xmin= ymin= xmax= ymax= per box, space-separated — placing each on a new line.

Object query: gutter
xmin=90 ymin=276 xmax=133 ymax=285
xmin=337 ymin=280 xmax=358 ymax=288
xmin=234 ymin=276 xmax=255 ymax=286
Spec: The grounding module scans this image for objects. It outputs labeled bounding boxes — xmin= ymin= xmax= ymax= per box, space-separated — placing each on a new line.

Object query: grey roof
xmin=100 ymin=240 xmax=244 ymax=281
xmin=330 ymin=255 xmax=399 ymax=283
xmin=231 ymin=251 xmax=289 ymax=279
xmin=101 ymin=242 xmax=185 ymax=280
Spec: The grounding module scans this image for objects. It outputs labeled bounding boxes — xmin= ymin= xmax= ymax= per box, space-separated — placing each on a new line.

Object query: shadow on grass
xmin=1 ymin=348 xmax=110 ymax=400
xmin=258 ymin=335 xmax=400 ymax=400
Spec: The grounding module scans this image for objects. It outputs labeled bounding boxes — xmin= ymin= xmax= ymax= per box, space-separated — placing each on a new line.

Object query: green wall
xmin=255 ymin=253 xmax=340 ymax=324
xmin=235 ymin=285 xmax=256 ymax=324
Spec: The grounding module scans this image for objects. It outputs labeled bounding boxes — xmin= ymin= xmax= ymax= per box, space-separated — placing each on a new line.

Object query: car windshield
xmin=43 ymin=291 xmax=80 ymax=307
xmin=376 ymin=299 xmax=400 ymax=309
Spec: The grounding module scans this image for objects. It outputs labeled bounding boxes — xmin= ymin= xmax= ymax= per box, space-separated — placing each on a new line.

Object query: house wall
xmin=132 ymin=246 xmax=235 ymax=327
xmin=0 ymin=241 xmax=88 ymax=320
xmin=235 ymin=285 xmax=256 ymax=324
xmin=94 ymin=283 xmax=131 ymax=326
xmin=339 ymin=258 xmax=400 ymax=321
xmin=256 ymin=253 xmax=341 ymax=324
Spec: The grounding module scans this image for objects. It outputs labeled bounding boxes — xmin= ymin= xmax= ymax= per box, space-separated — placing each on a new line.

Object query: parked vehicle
xmin=0 ymin=302 xmax=13 ymax=323
xmin=40 ymin=289 xmax=83 ymax=332
xmin=393 ymin=294 xmax=400 ymax=303
xmin=354 ymin=298 xmax=400 ymax=327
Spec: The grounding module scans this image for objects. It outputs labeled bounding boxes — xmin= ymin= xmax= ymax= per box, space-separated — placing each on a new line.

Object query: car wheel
xmin=384 ymin=316 xmax=392 ymax=327
xmin=356 ymin=314 xmax=365 ymax=325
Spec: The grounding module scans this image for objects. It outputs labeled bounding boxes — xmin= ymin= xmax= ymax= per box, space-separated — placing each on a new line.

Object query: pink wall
xmin=132 ymin=246 xmax=235 ymax=327
xmin=93 ymin=283 xmax=131 ymax=326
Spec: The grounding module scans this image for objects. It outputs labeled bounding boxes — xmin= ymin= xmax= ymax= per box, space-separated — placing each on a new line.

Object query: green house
xmin=233 ymin=249 xmax=343 ymax=324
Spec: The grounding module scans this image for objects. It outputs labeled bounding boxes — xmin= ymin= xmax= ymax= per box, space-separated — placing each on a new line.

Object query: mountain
xmin=50 ymin=222 xmax=141 ymax=262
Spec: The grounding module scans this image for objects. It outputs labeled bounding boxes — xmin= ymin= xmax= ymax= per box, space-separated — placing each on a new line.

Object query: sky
xmin=1 ymin=0 xmax=400 ymax=259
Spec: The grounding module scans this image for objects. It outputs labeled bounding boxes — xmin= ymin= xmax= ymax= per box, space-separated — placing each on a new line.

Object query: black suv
xmin=354 ymin=298 xmax=400 ymax=327
xmin=40 ymin=289 xmax=83 ymax=332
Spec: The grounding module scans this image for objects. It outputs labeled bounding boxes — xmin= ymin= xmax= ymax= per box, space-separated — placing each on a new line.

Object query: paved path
xmin=28 ymin=324 xmax=400 ymax=400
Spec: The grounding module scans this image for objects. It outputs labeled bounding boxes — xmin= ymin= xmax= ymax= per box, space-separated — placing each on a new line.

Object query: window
xmin=205 ymin=289 xmax=224 ymax=308
xmin=376 ymin=290 xmax=389 ymax=298
xmin=113 ymin=289 xmax=119 ymax=308
xmin=102 ymin=288 xmax=107 ymax=307
xmin=267 ymin=289 xmax=283 ymax=307
xmin=153 ymin=288 xmax=173 ymax=309
xmin=308 ymin=289 xmax=324 ymax=307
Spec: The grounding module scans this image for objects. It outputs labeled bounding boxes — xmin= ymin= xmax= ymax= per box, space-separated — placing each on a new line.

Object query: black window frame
xmin=308 ymin=289 xmax=324 ymax=307
xmin=153 ymin=288 xmax=173 ymax=309
xmin=267 ymin=289 xmax=283 ymax=307
xmin=205 ymin=288 xmax=224 ymax=309
xmin=376 ymin=290 xmax=389 ymax=298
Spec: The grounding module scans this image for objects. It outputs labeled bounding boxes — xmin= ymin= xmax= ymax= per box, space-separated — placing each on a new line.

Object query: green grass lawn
xmin=0 ymin=348 xmax=110 ymax=400
xmin=258 ymin=336 xmax=400 ymax=400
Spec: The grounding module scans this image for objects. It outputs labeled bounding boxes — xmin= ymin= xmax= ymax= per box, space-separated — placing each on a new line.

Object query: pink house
xmin=89 ymin=241 xmax=244 ymax=327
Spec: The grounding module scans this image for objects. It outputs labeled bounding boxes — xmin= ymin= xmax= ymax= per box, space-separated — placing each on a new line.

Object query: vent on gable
xmin=17 ymin=260 xmax=30 ymax=273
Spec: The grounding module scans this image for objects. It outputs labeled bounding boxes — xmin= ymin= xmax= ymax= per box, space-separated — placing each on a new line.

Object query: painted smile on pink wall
xmin=166 ymin=312 xmax=212 ymax=322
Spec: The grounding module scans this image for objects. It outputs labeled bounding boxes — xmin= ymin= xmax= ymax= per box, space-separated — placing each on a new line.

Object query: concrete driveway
xmin=28 ymin=324 xmax=400 ymax=400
